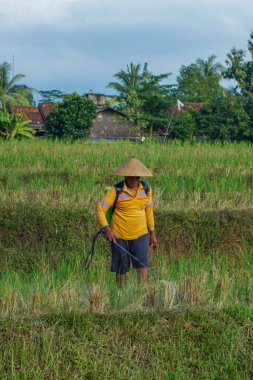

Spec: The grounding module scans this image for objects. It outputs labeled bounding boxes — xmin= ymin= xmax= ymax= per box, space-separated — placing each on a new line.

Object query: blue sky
xmin=1 ymin=0 xmax=252 ymax=98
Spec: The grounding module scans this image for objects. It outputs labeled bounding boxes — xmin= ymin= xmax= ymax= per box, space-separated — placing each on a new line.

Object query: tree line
xmin=0 ymin=32 xmax=252 ymax=142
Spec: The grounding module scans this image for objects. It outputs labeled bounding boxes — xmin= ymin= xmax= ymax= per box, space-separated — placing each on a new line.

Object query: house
xmin=90 ymin=107 xmax=142 ymax=139
xmin=12 ymin=103 xmax=54 ymax=138
xmin=11 ymin=94 xmax=142 ymax=139
xmin=85 ymin=94 xmax=142 ymax=140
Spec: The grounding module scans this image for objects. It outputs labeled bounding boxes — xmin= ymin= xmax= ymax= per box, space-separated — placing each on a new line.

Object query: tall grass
xmin=0 ymin=139 xmax=253 ymax=209
xmin=0 ymin=140 xmax=252 ymax=378
xmin=0 ymin=139 xmax=252 ymax=312
xmin=0 ymin=248 xmax=251 ymax=317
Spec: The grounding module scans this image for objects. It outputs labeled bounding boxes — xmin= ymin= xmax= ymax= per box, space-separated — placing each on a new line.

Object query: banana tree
xmin=0 ymin=112 xmax=35 ymax=139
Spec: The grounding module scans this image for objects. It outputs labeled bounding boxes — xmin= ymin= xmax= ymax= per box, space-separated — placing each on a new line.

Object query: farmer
xmin=96 ymin=157 xmax=157 ymax=286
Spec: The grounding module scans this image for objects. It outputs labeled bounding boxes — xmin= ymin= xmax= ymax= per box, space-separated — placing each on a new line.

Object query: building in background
xmin=12 ymin=103 xmax=54 ymax=138
xmin=11 ymin=94 xmax=142 ymax=140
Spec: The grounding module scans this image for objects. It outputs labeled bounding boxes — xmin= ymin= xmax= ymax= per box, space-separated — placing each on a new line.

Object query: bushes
xmin=45 ymin=93 xmax=97 ymax=139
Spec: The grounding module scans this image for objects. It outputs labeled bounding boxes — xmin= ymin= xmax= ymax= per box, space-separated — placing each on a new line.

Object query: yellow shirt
xmin=96 ymin=181 xmax=155 ymax=240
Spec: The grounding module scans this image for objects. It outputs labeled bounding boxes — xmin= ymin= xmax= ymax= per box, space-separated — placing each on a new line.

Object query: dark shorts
xmin=111 ymin=234 xmax=149 ymax=274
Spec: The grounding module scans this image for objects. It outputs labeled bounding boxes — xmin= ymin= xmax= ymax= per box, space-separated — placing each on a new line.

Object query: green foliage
xmin=168 ymin=108 xmax=197 ymax=141
xmin=0 ymin=111 xmax=35 ymax=140
xmin=224 ymin=32 xmax=253 ymax=97
xmin=177 ymin=55 xmax=224 ymax=102
xmin=38 ymin=89 xmax=65 ymax=103
xmin=0 ymin=62 xmax=35 ymax=111
xmin=105 ymin=44 xmax=251 ymax=142
xmin=195 ymin=93 xmax=250 ymax=142
xmin=45 ymin=93 xmax=97 ymax=139
xmin=107 ymin=62 xmax=175 ymax=133
xmin=223 ymin=32 xmax=253 ymax=137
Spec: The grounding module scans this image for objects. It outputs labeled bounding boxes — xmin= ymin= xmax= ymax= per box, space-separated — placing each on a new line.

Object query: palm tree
xmin=0 ymin=62 xmax=34 ymax=111
xmin=107 ymin=63 xmax=173 ymax=133
xmin=107 ymin=63 xmax=148 ymax=95
xmin=0 ymin=112 xmax=35 ymax=139
xmin=177 ymin=55 xmax=225 ymax=102
xmin=196 ymin=55 xmax=224 ymax=78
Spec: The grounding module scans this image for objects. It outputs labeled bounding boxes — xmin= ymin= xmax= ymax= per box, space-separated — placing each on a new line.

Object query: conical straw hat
xmin=114 ymin=157 xmax=153 ymax=177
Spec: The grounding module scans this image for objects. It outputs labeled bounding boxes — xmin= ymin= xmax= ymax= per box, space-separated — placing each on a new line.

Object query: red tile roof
xmin=38 ymin=103 xmax=54 ymax=120
xmin=12 ymin=106 xmax=43 ymax=125
xmin=12 ymin=103 xmax=55 ymax=125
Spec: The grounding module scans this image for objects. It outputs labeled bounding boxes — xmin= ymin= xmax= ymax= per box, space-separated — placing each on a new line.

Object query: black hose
xmin=84 ymin=229 xmax=105 ymax=270
xmin=85 ymin=230 xmax=147 ymax=270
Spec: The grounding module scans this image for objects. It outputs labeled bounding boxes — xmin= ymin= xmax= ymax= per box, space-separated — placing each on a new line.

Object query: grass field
xmin=0 ymin=308 xmax=252 ymax=380
xmin=1 ymin=139 xmax=253 ymax=209
xmin=0 ymin=139 xmax=252 ymax=378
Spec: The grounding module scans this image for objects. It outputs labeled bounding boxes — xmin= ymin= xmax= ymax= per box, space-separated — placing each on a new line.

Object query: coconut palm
xmin=107 ymin=63 xmax=173 ymax=134
xmin=0 ymin=62 xmax=34 ymax=111
xmin=177 ymin=55 xmax=224 ymax=102
xmin=0 ymin=112 xmax=35 ymax=139
xmin=107 ymin=63 xmax=148 ymax=96
xmin=107 ymin=63 xmax=172 ymax=110
xmin=196 ymin=55 xmax=224 ymax=78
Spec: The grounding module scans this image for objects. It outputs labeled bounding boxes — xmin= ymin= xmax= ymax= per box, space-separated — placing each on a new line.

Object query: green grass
xmin=0 ymin=249 xmax=251 ymax=316
xmin=0 ymin=139 xmax=253 ymax=209
xmin=0 ymin=205 xmax=253 ymax=272
xmin=0 ymin=307 xmax=252 ymax=379
xmin=0 ymin=139 xmax=253 ymax=378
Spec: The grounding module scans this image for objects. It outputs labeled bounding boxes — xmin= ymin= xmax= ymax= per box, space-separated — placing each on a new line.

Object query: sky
xmin=1 ymin=0 xmax=252 ymax=100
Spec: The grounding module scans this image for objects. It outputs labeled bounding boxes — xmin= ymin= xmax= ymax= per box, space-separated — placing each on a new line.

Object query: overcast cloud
xmin=1 ymin=0 xmax=252 ymax=100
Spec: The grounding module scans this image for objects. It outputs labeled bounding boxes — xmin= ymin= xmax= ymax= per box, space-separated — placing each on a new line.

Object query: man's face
xmin=125 ymin=176 xmax=140 ymax=188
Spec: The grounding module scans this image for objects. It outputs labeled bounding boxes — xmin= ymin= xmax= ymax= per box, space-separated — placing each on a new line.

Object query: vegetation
xmin=0 ymin=307 xmax=252 ymax=379
xmin=0 ymin=62 xmax=34 ymax=111
xmin=176 ymin=55 xmax=224 ymax=102
xmin=38 ymin=89 xmax=65 ymax=103
xmin=44 ymin=93 xmax=97 ymax=139
xmin=0 ymin=112 xmax=35 ymax=140
xmin=0 ymin=32 xmax=252 ymax=142
xmin=106 ymin=34 xmax=253 ymax=142
xmin=0 ymin=30 xmax=253 ymax=376
xmin=0 ymin=140 xmax=252 ymax=378
xmin=107 ymin=62 xmax=175 ymax=133
xmin=0 ymin=139 xmax=252 ymax=267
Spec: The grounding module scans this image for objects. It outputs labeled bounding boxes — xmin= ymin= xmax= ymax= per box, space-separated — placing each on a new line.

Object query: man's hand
xmin=103 ymin=226 xmax=117 ymax=243
xmin=149 ymin=231 xmax=157 ymax=249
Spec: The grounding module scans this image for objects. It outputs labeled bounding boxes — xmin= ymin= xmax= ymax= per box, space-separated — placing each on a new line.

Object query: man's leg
xmin=131 ymin=234 xmax=149 ymax=283
xmin=138 ymin=267 xmax=149 ymax=283
xmin=111 ymin=238 xmax=130 ymax=287
xmin=116 ymin=273 xmax=127 ymax=287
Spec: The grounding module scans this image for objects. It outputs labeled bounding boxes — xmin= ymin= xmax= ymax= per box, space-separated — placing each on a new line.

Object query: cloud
xmin=0 ymin=0 xmax=75 ymax=26
xmin=0 ymin=0 xmax=252 ymax=96
xmin=2 ymin=0 xmax=253 ymax=28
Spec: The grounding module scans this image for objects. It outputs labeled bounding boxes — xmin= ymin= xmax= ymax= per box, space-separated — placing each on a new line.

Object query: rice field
xmin=0 ymin=139 xmax=252 ymax=378
xmin=0 ymin=139 xmax=252 ymax=311
xmin=0 ymin=139 xmax=253 ymax=210
xmin=0 ymin=248 xmax=252 ymax=317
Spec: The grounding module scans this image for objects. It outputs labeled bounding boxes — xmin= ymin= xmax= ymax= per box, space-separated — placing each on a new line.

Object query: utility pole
xmin=12 ymin=55 xmax=15 ymax=78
